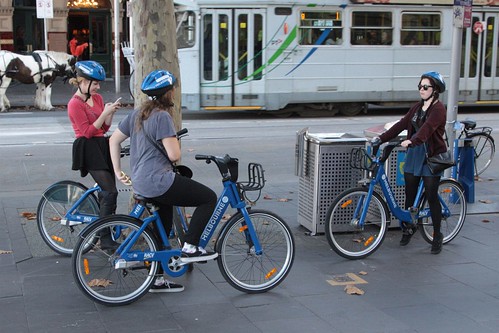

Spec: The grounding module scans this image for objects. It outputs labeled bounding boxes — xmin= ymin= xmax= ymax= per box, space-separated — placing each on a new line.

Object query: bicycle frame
xmin=359 ymin=146 xmax=451 ymax=228
xmin=58 ymin=184 xmax=101 ymax=226
xmin=113 ymin=179 xmax=262 ymax=275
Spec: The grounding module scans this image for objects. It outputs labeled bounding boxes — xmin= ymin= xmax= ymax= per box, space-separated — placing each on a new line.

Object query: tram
xmin=173 ymin=0 xmax=499 ymax=115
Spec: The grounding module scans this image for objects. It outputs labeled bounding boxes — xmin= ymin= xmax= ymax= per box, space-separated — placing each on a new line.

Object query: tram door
xmin=200 ymin=9 xmax=265 ymax=110
xmin=461 ymin=13 xmax=499 ymax=102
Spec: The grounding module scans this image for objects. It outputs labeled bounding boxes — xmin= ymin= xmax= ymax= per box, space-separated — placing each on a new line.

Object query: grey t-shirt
xmin=118 ymin=109 xmax=176 ymax=198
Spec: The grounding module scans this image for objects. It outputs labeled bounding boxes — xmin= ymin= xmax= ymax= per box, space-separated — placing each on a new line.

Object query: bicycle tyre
xmin=37 ymin=181 xmax=99 ymax=256
xmin=419 ymin=179 xmax=466 ymax=245
xmin=325 ymin=187 xmax=389 ymax=260
xmin=72 ymin=215 xmax=159 ymax=306
xmin=216 ymin=209 xmax=295 ymax=293
xmin=469 ymin=133 xmax=495 ymax=176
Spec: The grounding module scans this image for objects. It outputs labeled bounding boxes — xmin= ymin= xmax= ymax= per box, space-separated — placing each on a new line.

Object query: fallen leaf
xmin=482 ymin=219 xmax=490 ymax=223
xmin=263 ymin=194 xmax=272 ymax=200
xmin=359 ymin=271 xmax=368 ymax=276
xmin=345 ymin=284 xmax=365 ymax=295
xmin=278 ymin=198 xmax=290 ymax=202
xmin=222 ymin=213 xmax=231 ymax=220
xmin=187 ymin=148 xmax=195 ymax=152
xmin=51 ymin=216 xmax=62 ymax=221
xmin=88 ymin=279 xmax=113 ymax=288
xmin=479 ymin=199 xmax=493 ymax=204
xmin=0 ymin=250 xmax=13 ymax=254
xmin=20 ymin=212 xmax=36 ymax=220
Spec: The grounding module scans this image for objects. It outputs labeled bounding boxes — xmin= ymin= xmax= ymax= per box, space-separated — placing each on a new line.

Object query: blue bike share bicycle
xmin=71 ymin=153 xmax=295 ymax=306
xmin=325 ymin=140 xmax=466 ymax=259
xmin=36 ymin=146 xmax=131 ymax=256
xmin=37 ymin=130 xmax=190 ymax=256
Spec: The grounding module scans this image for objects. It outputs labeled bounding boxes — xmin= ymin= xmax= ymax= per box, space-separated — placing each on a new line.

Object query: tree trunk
xmin=131 ymin=0 xmax=181 ymax=129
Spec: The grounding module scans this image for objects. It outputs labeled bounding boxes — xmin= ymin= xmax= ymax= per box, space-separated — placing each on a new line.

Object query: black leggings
xmin=404 ymin=172 xmax=441 ymax=234
xmin=88 ymin=169 xmax=117 ymax=193
xmin=151 ymin=175 xmax=217 ymax=246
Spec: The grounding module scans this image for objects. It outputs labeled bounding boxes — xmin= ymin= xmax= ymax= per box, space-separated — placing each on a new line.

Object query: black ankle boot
xmin=400 ymin=226 xmax=417 ymax=246
xmin=431 ymin=232 xmax=443 ymax=254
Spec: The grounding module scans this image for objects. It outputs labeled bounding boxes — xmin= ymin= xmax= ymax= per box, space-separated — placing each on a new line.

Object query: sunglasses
xmin=418 ymin=84 xmax=434 ymax=91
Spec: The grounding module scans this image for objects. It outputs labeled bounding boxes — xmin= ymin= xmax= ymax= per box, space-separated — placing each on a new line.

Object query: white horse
xmin=0 ymin=50 xmax=76 ymax=112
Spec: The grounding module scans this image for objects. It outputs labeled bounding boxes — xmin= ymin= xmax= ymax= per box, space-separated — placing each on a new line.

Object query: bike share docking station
xmin=452 ymin=137 xmax=475 ymax=203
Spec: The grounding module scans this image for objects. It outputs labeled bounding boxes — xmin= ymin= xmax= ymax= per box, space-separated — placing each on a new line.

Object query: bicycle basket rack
xmin=237 ymin=163 xmax=265 ymax=203
xmin=349 ymin=147 xmax=375 ymax=171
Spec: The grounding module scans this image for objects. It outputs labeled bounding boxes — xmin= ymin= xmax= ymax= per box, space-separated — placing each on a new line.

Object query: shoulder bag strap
xmin=143 ymin=130 xmax=175 ymax=168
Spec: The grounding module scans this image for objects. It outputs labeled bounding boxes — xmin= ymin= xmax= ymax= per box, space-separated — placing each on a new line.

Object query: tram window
xmin=401 ymin=12 xmax=441 ymax=46
xmin=176 ymin=11 xmax=196 ymax=49
xmin=351 ymin=11 xmax=392 ymax=45
xmin=299 ymin=10 xmax=343 ymax=45
xmin=275 ymin=7 xmax=292 ymax=16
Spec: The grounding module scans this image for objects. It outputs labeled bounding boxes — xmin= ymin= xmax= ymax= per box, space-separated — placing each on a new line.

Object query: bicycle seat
xmin=133 ymin=194 xmax=156 ymax=205
xmin=460 ymin=119 xmax=476 ymax=130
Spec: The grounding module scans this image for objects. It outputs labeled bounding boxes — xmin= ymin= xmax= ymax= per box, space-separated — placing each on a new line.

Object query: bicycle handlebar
xmin=195 ymin=154 xmax=237 ymax=180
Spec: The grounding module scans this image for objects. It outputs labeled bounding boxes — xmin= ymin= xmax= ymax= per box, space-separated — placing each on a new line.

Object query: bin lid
xmin=306 ymin=132 xmax=366 ymax=144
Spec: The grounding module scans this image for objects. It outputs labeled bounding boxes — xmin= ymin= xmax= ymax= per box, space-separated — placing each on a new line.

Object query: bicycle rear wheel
xmin=469 ymin=133 xmax=495 ymax=176
xmin=72 ymin=215 xmax=159 ymax=306
xmin=325 ymin=187 xmax=389 ymax=260
xmin=37 ymin=181 xmax=99 ymax=256
xmin=216 ymin=210 xmax=294 ymax=293
xmin=419 ymin=179 xmax=466 ymax=244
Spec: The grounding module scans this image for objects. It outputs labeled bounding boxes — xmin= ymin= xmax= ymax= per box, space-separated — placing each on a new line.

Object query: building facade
xmin=0 ymin=0 xmax=127 ymax=76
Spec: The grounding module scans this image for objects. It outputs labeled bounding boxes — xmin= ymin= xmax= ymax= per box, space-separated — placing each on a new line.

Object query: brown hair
xmin=135 ymin=89 xmax=175 ymax=131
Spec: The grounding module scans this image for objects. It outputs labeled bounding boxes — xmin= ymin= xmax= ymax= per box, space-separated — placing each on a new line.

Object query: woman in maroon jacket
xmin=373 ymin=71 xmax=447 ymax=254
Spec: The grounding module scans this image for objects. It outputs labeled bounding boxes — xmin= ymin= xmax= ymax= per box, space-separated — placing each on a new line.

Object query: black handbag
xmin=426 ymin=149 xmax=455 ymax=174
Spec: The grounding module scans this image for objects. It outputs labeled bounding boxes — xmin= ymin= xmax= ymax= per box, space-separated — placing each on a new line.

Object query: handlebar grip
xmin=177 ymin=128 xmax=188 ymax=137
xmin=195 ymin=154 xmax=211 ymax=160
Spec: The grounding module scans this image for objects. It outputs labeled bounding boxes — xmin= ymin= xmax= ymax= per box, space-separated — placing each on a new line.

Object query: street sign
xmin=453 ymin=0 xmax=473 ymax=28
xmin=36 ymin=0 xmax=53 ymax=19
xmin=473 ymin=21 xmax=485 ymax=34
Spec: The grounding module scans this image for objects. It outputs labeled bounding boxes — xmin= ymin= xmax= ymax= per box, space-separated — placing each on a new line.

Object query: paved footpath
xmin=0 ymin=80 xmax=499 ymax=332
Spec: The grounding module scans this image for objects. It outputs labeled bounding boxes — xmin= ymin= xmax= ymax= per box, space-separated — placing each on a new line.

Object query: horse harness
xmin=0 ymin=52 xmax=61 ymax=84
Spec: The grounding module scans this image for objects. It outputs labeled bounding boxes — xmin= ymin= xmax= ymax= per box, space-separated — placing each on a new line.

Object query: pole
xmin=44 ymin=18 xmax=48 ymax=50
xmin=446 ymin=25 xmax=462 ymax=151
xmin=114 ymin=0 xmax=121 ymax=93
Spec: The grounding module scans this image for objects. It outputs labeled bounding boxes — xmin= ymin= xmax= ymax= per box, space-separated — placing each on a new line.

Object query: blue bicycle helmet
xmin=421 ymin=71 xmax=445 ymax=93
xmin=141 ymin=70 xmax=176 ymax=98
xmin=75 ymin=61 xmax=106 ymax=81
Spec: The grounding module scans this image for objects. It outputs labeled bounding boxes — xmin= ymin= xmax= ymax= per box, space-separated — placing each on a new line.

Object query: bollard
xmin=457 ymin=138 xmax=475 ymax=203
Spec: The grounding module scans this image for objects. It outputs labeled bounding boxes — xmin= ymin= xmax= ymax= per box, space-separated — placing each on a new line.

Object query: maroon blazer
xmin=379 ymin=100 xmax=447 ymax=157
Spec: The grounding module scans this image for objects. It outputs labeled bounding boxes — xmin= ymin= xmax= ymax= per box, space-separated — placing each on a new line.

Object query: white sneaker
xmin=181 ymin=242 xmax=218 ymax=263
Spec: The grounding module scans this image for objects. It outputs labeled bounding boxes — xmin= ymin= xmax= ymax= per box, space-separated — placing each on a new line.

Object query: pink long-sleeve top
xmin=68 ymin=94 xmax=110 ymax=139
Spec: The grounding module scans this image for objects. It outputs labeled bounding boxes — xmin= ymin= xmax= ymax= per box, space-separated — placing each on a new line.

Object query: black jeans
xmin=404 ymin=172 xmax=441 ymax=234
xmin=151 ymin=175 xmax=217 ymax=246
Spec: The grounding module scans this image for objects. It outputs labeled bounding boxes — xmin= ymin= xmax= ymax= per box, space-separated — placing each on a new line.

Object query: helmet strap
xmin=80 ymin=80 xmax=93 ymax=102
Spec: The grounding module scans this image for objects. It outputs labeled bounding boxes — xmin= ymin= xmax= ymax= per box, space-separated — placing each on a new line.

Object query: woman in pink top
xmin=67 ymin=60 xmax=121 ymax=249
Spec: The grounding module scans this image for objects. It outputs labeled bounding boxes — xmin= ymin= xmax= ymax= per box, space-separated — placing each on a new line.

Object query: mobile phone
xmin=114 ymin=97 xmax=122 ymax=104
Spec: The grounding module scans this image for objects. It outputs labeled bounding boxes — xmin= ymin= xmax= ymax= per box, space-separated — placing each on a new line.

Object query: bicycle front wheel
xmin=216 ymin=210 xmax=295 ymax=293
xmin=72 ymin=215 xmax=159 ymax=306
xmin=420 ymin=179 xmax=466 ymax=244
xmin=37 ymin=181 xmax=99 ymax=256
xmin=325 ymin=187 xmax=389 ymax=260
xmin=469 ymin=133 xmax=495 ymax=176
